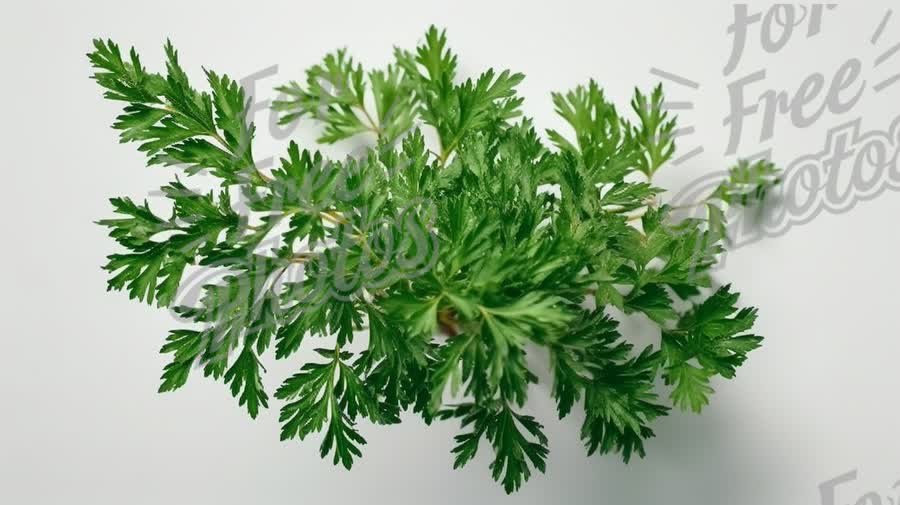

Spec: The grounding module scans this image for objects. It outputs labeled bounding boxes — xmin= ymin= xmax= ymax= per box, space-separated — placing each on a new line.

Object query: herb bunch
xmin=89 ymin=27 xmax=779 ymax=493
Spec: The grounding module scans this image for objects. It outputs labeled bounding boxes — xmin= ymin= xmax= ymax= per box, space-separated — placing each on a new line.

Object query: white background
xmin=2 ymin=1 xmax=899 ymax=504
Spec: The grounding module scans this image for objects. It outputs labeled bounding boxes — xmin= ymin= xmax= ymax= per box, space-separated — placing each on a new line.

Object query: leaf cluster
xmin=89 ymin=26 xmax=779 ymax=493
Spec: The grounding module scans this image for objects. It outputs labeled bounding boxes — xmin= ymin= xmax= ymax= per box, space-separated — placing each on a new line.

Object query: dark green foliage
xmin=440 ymin=402 xmax=549 ymax=494
xmin=89 ymin=27 xmax=778 ymax=493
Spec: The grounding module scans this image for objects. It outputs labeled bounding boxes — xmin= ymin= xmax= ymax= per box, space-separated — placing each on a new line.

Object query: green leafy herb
xmin=712 ymin=159 xmax=782 ymax=206
xmin=88 ymin=27 xmax=779 ymax=493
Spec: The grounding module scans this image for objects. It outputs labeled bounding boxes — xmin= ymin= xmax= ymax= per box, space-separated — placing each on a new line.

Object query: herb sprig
xmin=89 ymin=27 xmax=779 ymax=493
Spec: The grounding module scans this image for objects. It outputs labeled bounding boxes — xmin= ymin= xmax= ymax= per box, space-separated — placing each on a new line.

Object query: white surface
xmin=2 ymin=1 xmax=899 ymax=504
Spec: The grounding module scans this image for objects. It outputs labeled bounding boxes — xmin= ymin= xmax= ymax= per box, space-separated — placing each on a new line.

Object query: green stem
xmin=160 ymin=104 xmax=271 ymax=185
xmin=358 ymin=105 xmax=383 ymax=138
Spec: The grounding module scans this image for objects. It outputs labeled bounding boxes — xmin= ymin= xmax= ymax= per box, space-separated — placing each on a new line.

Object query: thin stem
xmin=439 ymin=137 xmax=460 ymax=167
xmin=319 ymin=209 xmax=365 ymax=239
xmin=160 ymin=104 xmax=272 ymax=184
xmin=209 ymin=131 xmax=232 ymax=153
xmin=357 ymin=105 xmax=383 ymax=138
xmin=319 ymin=210 xmax=349 ymax=226
xmin=290 ymin=252 xmax=317 ymax=263
xmin=264 ymin=264 xmax=292 ymax=303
